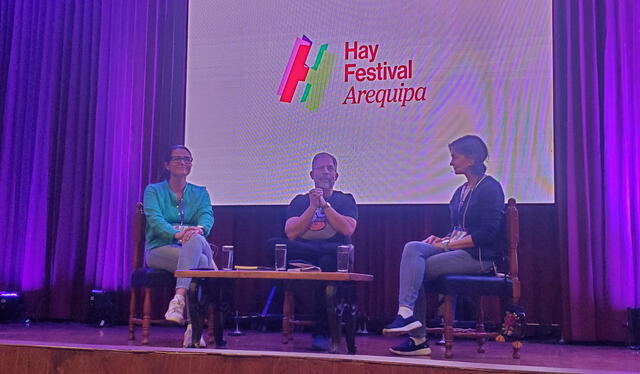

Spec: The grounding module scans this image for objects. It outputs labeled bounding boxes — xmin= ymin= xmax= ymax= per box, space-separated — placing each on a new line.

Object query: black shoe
xmin=389 ymin=337 xmax=431 ymax=356
xmin=382 ymin=315 xmax=423 ymax=335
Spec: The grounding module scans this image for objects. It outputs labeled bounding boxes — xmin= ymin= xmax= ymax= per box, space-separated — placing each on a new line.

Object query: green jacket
xmin=143 ymin=180 xmax=214 ymax=250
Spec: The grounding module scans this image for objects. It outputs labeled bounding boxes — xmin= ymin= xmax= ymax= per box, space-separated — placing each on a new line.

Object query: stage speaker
xmin=88 ymin=290 xmax=114 ymax=327
xmin=0 ymin=292 xmax=23 ymax=322
xmin=628 ymin=307 xmax=640 ymax=349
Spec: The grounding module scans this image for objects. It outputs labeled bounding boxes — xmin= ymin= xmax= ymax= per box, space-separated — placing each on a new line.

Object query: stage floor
xmin=0 ymin=322 xmax=638 ymax=373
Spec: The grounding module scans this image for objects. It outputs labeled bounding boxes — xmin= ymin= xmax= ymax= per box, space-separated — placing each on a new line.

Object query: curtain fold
xmin=600 ymin=0 xmax=640 ymax=339
xmin=557 ymin=0 xmax=640 ymax=342
xmin=0 ymin=0 xmax=187 ymax=319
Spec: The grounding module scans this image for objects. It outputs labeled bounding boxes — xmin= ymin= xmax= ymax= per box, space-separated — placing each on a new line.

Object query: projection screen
xmin=185 ymin=0 xmax=554 ymax=205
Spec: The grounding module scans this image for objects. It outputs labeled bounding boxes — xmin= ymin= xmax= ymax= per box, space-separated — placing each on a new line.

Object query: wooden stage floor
xmin=0 ymin=322 xmax=638 ymax=374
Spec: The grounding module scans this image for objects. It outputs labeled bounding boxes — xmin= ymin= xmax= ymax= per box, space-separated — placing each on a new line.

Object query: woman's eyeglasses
xmin=170 ymin=156 xmax=193 ymax=164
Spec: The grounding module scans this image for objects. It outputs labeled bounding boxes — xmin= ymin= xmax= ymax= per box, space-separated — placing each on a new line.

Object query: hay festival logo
xmin=277 ymin=35 xmax=336 ymax=112
xmin=278 ymin=37 xmax=426 ymax=110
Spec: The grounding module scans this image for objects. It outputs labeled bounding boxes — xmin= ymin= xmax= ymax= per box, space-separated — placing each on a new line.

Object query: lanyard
xmin=459 ymin=175 xmax=487 ymax=229
xmin=173 ymin=184 xmax=187 ymax=226
xmin=177 ymin=198 xmax=185 ymax=226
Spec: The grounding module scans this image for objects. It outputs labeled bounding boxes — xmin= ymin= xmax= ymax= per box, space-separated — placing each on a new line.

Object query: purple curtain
xmin=556 ymin=0 xmax=640 ymax=342
xmin=0 ymin=0 xmax=187 ymax=319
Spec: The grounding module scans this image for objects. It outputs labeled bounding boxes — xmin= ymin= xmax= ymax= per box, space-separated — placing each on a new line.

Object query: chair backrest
xmin=505 ymin=198 xmax=520 ymax=303
xmin=132 ymin=202 xmax=146 ymax=270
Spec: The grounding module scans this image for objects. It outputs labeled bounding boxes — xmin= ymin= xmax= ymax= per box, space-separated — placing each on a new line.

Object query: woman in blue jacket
xmin=383 ymin=135 xmax=505 ymax=356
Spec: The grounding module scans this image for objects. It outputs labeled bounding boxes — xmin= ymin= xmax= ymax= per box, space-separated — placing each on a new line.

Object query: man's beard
xmin=315 ymin=179 xmax=334 ymax=189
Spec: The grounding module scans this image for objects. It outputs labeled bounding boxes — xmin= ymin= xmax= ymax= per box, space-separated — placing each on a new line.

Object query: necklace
xmin=460 ymin=175 xmax=487 ymax=226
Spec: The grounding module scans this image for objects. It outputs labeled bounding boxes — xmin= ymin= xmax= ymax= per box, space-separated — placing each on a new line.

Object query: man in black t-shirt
xmin=266 ymin=152 xmax=358 ymax=351
xmin=271 ymin=152 xmax=358 ymax=270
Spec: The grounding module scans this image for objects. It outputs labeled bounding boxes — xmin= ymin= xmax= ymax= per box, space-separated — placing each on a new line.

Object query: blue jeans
xmin=145 ymin=234 xmax=213 ymax=290
xmin=398 ymin=241 xmax=494 ymax=338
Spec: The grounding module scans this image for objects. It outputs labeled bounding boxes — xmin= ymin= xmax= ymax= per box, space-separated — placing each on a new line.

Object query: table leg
xmin=187 ymin=279 xmax=204 ymax=348
xmin=187 ymin=278 xmax=227 ymax=348
xmin=212 ymin=281 xmax=226 ymax=348
xmin=343 ymin=283 xmax=357 ymax=354
xmin=282 ymin=285 xmax=293 ymax=344
xmin=325 ymin=283 xmax=340 ymax=354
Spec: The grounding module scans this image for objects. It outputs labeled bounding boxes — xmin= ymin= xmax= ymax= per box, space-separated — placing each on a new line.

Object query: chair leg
xmin=128 ymin=288 xmax=137 ymax=341
xmin=500 ymin=296 xmax=523 ymax=359
xmin=207 ymin=304 xmax=215 ymax=345
xmin=282 ymin=289 xmax=294 ymax=344
xmin=512 ymin=341 xmax=523 ymax=359
xmin=443 ymin=295 xmax=454 ymax=359
xmin=142 ymin=287 xmax=152 ymax=345
xmin=476 ymin=296 xmax=486 ymax=353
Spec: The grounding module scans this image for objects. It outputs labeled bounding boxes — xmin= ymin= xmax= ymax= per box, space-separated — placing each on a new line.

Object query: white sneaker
xmin=183 ymin=323 xmax=207 ymax=348
xmin=164 ymin=295 xmax=185 ymax=325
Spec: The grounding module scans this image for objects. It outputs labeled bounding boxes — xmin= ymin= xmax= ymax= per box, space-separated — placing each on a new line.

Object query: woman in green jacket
xmin=143 ymin=145 xmax=214 ymax=346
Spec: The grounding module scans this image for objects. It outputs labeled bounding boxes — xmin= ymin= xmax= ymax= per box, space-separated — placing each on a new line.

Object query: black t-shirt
xmin=286 ymin=190 xmax=358 ymax=244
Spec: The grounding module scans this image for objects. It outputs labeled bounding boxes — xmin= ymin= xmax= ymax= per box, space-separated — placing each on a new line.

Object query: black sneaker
xmin=382 ymin=315 xmax=423 ymax=335
xmin=389 ymin=337 xmax=431 ymax=356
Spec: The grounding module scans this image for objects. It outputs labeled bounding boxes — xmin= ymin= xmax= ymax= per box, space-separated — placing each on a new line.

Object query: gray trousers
xmin=398 ymin=241 xmax=493 ymax=338
xmin=145 ymin=234 xmax=213 ymax=290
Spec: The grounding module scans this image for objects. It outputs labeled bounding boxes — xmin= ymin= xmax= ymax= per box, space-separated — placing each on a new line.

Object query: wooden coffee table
xmin=174 ymin=270 xmax=373 ymax=353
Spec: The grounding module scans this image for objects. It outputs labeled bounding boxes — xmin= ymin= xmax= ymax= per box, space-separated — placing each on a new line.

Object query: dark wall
xmin=209 ymin=204 xmax=561 ymax=327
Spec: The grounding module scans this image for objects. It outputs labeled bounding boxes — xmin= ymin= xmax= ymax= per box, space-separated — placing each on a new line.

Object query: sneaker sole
xmin=382 ymin=321 xmax=423 ymax=335
xmin=165 ymin=315 xmax=185 ymax=325
xmin=183 ymin=327 xmax=207 ymax=348
xmin=389 ymin=347 xmax=431 ymax=356
xmin=183 ymin=339 xmax=207 ymax=348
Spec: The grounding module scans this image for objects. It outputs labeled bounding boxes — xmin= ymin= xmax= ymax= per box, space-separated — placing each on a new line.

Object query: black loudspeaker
xmin=88 ymin=290 xmax=114 ymax=327
xmin=628 ymin=307 xmax=640 ymax=349
xmin=0 ymin=292 xmax=24 ymax=322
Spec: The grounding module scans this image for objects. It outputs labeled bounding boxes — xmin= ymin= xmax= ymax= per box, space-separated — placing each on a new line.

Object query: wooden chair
xmin=128 ymin=202 xmax=215 ymax=345
xmin=425 ymin=198 xmax=522 ymax=359
xmin=282 ymin=244 xmax=355 ymax=344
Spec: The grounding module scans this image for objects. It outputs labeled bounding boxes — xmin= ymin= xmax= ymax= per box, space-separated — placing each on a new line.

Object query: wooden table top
xmin=174 ymin=269 xmax=373 ymax=282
